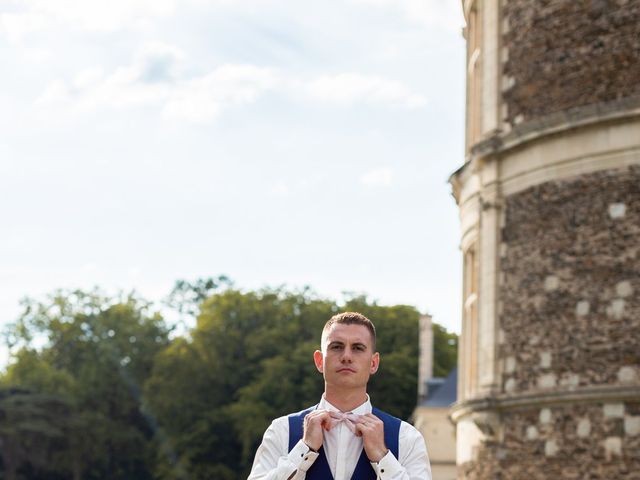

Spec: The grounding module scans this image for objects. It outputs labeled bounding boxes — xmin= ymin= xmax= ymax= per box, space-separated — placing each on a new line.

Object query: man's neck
xmin=324 ymin=387 xmax=368 ymax=412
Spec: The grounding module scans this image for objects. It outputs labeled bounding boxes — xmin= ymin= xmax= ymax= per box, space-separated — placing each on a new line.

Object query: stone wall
xmin=458 ymin=165 xmax=640 ymax=478
xmin=460 ymin=402 xmax=640 ymax=479
xmin=499 ymin=166 xmax=640 ymax=394
xmin=502 ymin=0 xmax=640 ymax=127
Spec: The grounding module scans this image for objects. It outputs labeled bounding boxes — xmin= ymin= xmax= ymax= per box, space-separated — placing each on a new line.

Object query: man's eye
xmin=330 ymin=344 xmax=343 ymax=350
xmin=354 ymin=345 xmax=365 ymax=351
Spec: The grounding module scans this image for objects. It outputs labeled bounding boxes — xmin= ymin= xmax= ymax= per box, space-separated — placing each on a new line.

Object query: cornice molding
xmin=450 ymin=384 xmax=640 ymax=423
xmin=470 ymin=96 xmax=640 ymax=162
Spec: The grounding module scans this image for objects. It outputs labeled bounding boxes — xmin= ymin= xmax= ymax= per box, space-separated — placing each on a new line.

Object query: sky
xmin=1 ymin=0 xmax=466 ymax=367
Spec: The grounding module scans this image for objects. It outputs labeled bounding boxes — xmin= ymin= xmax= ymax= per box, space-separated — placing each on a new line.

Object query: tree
xmin=164 ymin=276 xmax=233 ymax=317
xmin=0 ymin=387 xmax=71 ymax=480
xmin=432 ymin=323 xmax=458 ymax=378
xmin=2 ymin=289 xmax=170 ymax=480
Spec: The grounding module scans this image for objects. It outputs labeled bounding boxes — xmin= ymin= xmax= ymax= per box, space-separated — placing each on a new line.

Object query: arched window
xmin=466 ymin=1 xmax=483 ymax=152
xmin=462 ymin=244 xmax=479 ymax=399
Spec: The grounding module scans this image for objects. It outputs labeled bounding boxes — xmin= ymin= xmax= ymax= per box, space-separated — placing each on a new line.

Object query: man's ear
xmin=313 ymin=350 xmax=324 ymax=373
xmin=369 ymin=352 xmax=380 ymax=375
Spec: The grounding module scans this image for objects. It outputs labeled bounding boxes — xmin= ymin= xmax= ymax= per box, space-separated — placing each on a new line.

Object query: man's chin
xmin=328 ymin=378 xmax=367 ymax=389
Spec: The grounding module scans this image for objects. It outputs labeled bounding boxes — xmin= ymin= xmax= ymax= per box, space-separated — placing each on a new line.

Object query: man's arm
xmin=247 ymin=417 xmax=319 ymax=480
xmin=372 ymin=422 xmax=432 ymax=480
xmin=356 ymin=415 xmax=432 ymax=480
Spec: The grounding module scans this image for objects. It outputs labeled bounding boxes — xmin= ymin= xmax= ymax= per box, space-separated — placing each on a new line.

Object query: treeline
xmin=0 ymin=279 xmax=457 ymax=480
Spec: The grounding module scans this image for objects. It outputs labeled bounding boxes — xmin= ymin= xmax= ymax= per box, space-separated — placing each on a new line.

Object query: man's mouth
xmin=337 ymin=368 xmax=356 ymax=373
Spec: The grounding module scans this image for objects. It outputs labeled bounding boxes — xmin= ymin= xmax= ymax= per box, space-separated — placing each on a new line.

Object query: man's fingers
xmin=362 ymin=413 xmax=382 ymax=422
xmin=354 ymin=414 xmax=384 ymax=440
xmin=305 ymin=410 xmax=334 ymax=431
xmin=356 ymin=414 xmax=388 ymax=462
xmin=303 ymin=410 xmax=332 ymax=451
xmin=354 ymin=420 xmax=374 ymax=432
xmin=355 ymin=414 xmax=382 ymax=426
xmin=320 ymin=415 xmax=334 ymax=431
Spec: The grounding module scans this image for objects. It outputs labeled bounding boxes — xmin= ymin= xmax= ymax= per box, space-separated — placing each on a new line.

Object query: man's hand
xmin=354 ymin=413 xmax=388 ymax=462
xmin=302 ymin=410 xmax=333 ymax=451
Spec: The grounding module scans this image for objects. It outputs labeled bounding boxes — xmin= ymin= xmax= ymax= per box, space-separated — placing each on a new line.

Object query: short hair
xmin=321 ymin=312 xmax=377 ymax=352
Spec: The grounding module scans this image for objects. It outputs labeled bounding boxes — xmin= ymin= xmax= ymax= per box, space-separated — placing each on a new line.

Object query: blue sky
xmin=1 ymin=0 xmax=466 ymax=366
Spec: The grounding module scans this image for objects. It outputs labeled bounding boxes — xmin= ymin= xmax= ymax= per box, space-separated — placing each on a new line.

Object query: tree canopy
xmin=0 ymin=280 xmax=457 ymax=480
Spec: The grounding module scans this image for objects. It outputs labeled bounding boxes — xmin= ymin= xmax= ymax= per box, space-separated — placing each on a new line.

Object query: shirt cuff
xmin=287 ymin=440 xmax=319 ymax=473
xmin=371 ymin=449 xmax=403 ymax=479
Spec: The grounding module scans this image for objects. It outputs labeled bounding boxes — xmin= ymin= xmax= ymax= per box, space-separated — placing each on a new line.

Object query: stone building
xmin=449 ymin=0 xmax=640 ymax=478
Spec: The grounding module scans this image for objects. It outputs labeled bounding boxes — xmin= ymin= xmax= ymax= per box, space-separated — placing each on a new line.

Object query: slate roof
xmin=420 ymin=367 xmax=457 ymax=407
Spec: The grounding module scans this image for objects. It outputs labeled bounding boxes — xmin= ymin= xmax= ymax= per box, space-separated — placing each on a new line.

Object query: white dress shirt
xmin=248 ymin=396 xmax=432 ymax=480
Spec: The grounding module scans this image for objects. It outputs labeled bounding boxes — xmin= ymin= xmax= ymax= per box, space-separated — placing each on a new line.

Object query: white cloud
xmin=269 ymin=180 xmax=290 ymax=197
xmin=349 ymin=0 xmax=463 ymax=32
xmin=163 ymin=64 xmax=277 ymax=122
xmin=35 ymin=41 xmax=276 ymax=122
xmin=1 ymin=0 xmax=177 ymax=37
xmin=36 ymin=79 xmax=70 ymax=106
xmin=128 ymin=267 xmax=142 ymax=279
xmin=37 ymin=65 xmax=168 ymax=112
xmin=35 ymin=43 xmax=184 ymax=111
xmin=135 ymin=42 xmax=185 ymax=82
xmin=304 ymin=73 xmax=427 ymax=109
xmin=82 ymin=262 xmax=98 ymax=272
xmin=36 ymin=42 xmax=426 ymax=122
xmin=1 ymin=0 xmax=261 ymax=40
xmin=73 ymin=67 xmax=106 ymax=89
xmin=360 ymin=167 xmax=394 ymax=187
xmin=0 ymin=11 xmax=47 ymax=44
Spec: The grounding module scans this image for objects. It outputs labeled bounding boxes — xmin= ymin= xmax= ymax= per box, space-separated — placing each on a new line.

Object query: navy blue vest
xmin=287 ymin=405 xmax=401 ymax=480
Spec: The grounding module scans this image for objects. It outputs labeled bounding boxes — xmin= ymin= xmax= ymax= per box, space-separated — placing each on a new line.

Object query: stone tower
xmin=449 ymin=0 xmax=640 ymax=478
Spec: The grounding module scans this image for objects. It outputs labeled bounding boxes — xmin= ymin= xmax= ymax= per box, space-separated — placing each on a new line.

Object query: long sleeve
xmin=369 ymin=421 xmax=432 ymax=480
xmin=247 ymin=417 xmax=319 ymax=480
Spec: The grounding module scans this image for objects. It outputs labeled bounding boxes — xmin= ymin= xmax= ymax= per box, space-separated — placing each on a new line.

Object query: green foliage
xmin=1 ymin=290 xmax=170 ymax=480
xmin=164 ymin=275 xmax=233 ymax=317
xmin=432 ymin=323 xmax=458 ymax=378
xmin=0 ymin=387 xmax=74 ymax=480
xmin=1 ymin=281 xmax=457 ymax=480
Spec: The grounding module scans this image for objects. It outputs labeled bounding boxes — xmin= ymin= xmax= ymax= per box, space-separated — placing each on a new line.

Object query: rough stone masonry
xmin=502 ymin=0 xmax=640 ymax=127
xmin=472 ymin=166 xmax=640 ymax=480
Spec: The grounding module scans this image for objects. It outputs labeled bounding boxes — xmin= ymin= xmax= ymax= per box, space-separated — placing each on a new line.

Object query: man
xmin=248 ymin=312 xmax=431 ymax=480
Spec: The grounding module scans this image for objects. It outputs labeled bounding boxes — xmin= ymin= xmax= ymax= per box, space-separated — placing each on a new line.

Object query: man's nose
xmin=341 ymin=347 xmax=353 ymax=362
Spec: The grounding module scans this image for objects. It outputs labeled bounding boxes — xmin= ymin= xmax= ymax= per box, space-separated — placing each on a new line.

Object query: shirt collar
xmin=319 ymin=394 xmax=372 ymax=415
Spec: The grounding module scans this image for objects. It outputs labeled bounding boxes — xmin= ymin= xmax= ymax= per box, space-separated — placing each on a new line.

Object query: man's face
xmin=313 ymin=323 xmax=379 ymax=391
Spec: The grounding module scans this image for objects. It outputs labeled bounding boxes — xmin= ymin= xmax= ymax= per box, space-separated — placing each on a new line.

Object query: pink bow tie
xmin=329 ymin=411 xmax=361 ymax=434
